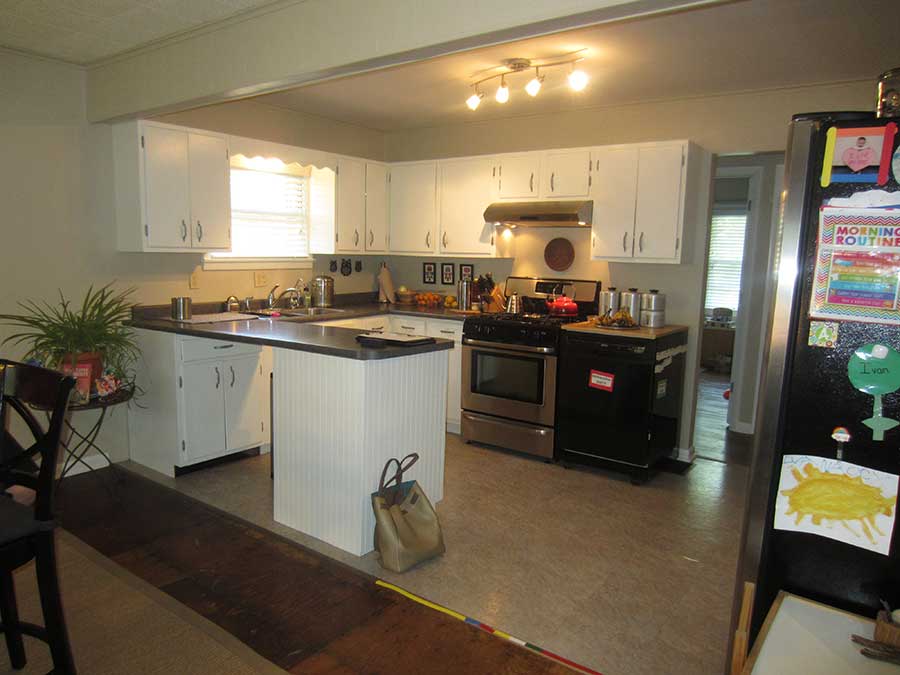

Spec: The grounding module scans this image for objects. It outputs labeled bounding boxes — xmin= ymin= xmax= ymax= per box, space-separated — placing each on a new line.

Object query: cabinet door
xmin=224 ymin=354 xmax=267 ymax=450
xmin=425 ymin=319 xmax=463 ymax=429
xmin=143 ymin=125 xmax=191 ymax=249
xmin=590 ymin=146 xmax=638 ymax=259
xmin=336 ymin=157 xmax=365 ymax=252
xmin=542 ymin=150 xmax=591 ymax=197
xmin=182 ymin=361 xmax=226 ymax=461
xmin=365 ymin=162 xmax=389 ymax=252
xmin=389 ymin=162 xmax=437 ymax=253
xmin=359 ymin=315 xmax=390 ymax=332
xmin=634 ymin=144 xmax=685 ymax=260
xmin=497 ymin=154 xmax=539 ymax=198
xmin=439 ymin=158 xmax=495 ymax=255
xmin=188 ymin=133 xmax=231 ymax=250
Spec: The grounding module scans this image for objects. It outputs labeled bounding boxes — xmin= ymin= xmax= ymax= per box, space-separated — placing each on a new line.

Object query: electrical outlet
xmin=189 ymin=270 xmax=199 ymax=289
xmin=253 ymin=271 xmax=268 ymax=287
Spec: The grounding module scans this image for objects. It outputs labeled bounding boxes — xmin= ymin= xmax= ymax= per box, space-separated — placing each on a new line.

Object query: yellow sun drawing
xmin=781 ymin=463 xmax=896 ymax=545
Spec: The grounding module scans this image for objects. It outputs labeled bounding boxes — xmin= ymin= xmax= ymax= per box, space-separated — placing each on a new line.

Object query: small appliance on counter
xmin=311 ymin=275 xmax=334 ymax=307
xmin=460 ymin=276 xmax=601 ymax=459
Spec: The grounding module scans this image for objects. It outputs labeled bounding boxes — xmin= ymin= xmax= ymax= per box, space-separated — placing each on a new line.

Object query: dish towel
xmin=378 ymin=262 xmax=397 ymax=303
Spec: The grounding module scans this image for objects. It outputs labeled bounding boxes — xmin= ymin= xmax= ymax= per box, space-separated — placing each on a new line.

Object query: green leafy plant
xmin=0 ymin=283 xmax=139 ymax=381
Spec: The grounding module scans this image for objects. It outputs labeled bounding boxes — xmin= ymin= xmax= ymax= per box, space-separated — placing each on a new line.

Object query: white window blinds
xmin=211 ymin=168 xmax=309 ymax=258
xmin=704 ymin=207 xmax=748 ymax=312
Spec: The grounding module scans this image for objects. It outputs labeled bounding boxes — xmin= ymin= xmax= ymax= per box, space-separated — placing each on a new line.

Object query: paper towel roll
xmin=378 ymin=263 xmax=396 ymax=303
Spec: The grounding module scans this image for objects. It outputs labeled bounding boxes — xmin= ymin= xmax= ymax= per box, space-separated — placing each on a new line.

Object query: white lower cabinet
xmin=424 ymin=319 xmax=462 ymax=433
xmin=129 ymin=329 xmax=270 ymax=476
xmin=390 ymin=316 xmax=427 ymax=335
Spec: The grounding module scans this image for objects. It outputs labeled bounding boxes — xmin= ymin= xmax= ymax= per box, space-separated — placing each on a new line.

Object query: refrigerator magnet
xmin=807 ymin=321 xmax=838 ymax=348
xmin=820 ymin=123 xmax=897 ymax=187
xmin=847 ymin=343 xmax=900 ymax=441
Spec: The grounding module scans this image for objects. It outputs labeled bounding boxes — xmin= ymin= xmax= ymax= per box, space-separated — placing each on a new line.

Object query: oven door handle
xmin=462 ymin=338 xmax=556 ymax=355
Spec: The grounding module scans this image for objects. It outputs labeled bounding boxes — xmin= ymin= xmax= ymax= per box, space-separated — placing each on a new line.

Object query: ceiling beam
xmin=86 ymin=0 xmax=722 ymax=122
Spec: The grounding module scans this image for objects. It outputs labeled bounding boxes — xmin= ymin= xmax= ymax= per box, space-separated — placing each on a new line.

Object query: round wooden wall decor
xmin=544 ymin=237 xmax=575 ymax=271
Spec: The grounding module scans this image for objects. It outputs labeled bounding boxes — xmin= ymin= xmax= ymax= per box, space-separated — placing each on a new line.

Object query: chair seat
xmin=0 ymin=496 xmax=42 ymax=546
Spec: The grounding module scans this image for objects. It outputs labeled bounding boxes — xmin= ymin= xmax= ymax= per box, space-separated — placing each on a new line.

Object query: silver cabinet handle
xmin=181 ymin=220 xmax=187 ymax=241
xmin=369 ymin=230 xmax=374 ymax=247
xmin=622 ymin=232 xmax=628 ymax=252
xmin=442 ymin=232 xmax=448 ymax=248
xmin=439 ymin=330 xmax=455 ymax=335
xmin=400 ymin=325 xmax=415 ymax=330
xmin=354 ymin=229 xmax=359 ymax=246
xmin=529 ymin=172 xmax=534 ymax=193
xmin=213 ymin=344 xmax=234 ymax=349
xmin=197 ymin=221 xmax=203 ymax=242
xmin=426 ymin=232 xmax=431 ymax=248
xmin=639 ymin=231 xmax=644 ymax=253
xmin=214 ymin=366 xmax=220 ymax=389
xmin=230 ymin=365 xmax=235 ymax=388
xmin=550 ymin=172 xmax=555 ymax=192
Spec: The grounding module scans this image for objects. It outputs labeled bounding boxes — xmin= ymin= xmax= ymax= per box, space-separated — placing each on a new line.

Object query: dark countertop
xmin=127 ymin=316 xmax=453 ymax=360
xmin=327 ymin=303 xmax=471 ymax=322
xmin=563 ymin=322 xmax=690 ymax=341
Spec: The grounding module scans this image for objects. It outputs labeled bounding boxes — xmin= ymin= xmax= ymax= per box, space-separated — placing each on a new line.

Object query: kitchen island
xmin=127 ymin=317 xmax=453 ymax=556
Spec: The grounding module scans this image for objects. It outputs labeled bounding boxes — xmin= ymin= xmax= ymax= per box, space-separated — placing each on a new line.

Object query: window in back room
xmin=704 ymin=177 xmax=751 ymax=319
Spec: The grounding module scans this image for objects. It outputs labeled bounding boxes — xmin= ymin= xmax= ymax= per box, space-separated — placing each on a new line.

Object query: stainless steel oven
xmin=461 ymin=340 xmax=557 ymax=458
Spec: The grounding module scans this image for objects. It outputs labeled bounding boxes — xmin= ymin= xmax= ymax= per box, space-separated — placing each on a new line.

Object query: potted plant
xmin=0 ymin=284 xmax=139 ymax=402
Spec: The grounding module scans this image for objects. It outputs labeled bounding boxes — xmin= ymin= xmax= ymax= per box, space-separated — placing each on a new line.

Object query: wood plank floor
xmin=694 ymin=370 xmax=752 ymax=465
xmin=55 ymin=467 xmax=575 ymax=675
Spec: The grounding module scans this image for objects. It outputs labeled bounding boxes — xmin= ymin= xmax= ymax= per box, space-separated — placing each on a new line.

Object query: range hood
xmin=483 ymin=200 xmax=593 ymax=228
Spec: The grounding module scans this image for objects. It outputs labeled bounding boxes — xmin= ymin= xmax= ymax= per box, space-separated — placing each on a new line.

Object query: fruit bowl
xmin=396 ymin=290 xmax=417 ymax=305
xmin=415 ymin=291 xmax=445 ymax=307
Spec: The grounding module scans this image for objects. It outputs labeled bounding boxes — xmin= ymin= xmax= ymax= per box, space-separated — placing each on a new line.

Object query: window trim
xmin=202 ymin=256 xmax=313 ymax=271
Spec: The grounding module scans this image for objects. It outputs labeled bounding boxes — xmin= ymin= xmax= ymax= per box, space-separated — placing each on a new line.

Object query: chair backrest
xmin=0 ymin=360 xmax=76 ymax=522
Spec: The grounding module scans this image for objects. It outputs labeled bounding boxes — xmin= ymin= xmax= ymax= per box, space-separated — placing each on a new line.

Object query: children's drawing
xmin=848 ymin=343 xmax=900 ymax=440
xmin=820 ymin=123 xmax=897 ymax=187
xmin=775 ymin=455 xmax=898 ymax=556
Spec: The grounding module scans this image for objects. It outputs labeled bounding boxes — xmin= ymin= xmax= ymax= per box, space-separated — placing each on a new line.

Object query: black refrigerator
xmin=737 ymin=105 xmax=900 ymax=642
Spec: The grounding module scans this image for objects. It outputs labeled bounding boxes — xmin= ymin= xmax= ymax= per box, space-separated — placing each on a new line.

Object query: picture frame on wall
xmin=441 ymin=263 xmax=455 ymax=285
xmin=459 ymin=264 xmax=474 ymax=281
xmin=423 ymin=262 xmax=436 ymax=285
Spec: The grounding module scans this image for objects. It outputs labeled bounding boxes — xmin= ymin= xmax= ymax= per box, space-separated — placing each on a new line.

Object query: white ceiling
xmin=0 ymin=0 xmax=282 ymax=65
xmin=255 ymin=0 xmax=900 ymax=132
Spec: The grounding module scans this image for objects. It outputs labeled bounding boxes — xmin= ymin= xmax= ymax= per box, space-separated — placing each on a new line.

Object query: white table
xmin=746 ymin=592 xmax=895 ymax=674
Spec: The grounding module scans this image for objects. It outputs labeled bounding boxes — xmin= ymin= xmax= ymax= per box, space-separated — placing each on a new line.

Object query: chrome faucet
xmin=225 ymin=295 xmax=240 ymax=312
xmin=267 ymin=284 xmax=280 ymax=308
xmin=276 ymin=287 xmax=302 ymax=309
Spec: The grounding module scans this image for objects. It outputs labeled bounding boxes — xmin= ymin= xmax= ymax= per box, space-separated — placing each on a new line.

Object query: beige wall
xmin=155 ymin=99 xmax=387 ymax=161
xmin=385 ymin=80 xmax=873 ymax=160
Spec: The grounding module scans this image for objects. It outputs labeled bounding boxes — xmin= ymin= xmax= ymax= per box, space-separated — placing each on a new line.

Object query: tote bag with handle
xmin=372 ymin=453 xmax=445 ymax=572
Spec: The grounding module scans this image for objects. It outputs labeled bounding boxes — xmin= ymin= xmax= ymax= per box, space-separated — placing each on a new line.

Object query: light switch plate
xmin=253 ymin=271 xmax=268 ymax=287
xmin=189 ymin=270 xmax=199 ymax=289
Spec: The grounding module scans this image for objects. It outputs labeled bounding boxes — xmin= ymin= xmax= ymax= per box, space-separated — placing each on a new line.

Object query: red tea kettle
xmin=547 ymin=294 xmax=578 ymax=316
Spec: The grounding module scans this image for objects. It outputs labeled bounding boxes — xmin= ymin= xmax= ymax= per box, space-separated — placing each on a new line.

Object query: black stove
xmin=462 ymin=312 xmax=579 ymax=349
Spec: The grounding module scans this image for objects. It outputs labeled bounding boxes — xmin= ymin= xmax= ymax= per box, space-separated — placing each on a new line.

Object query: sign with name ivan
xmin=811 ymin=207 xmax=900 ymax=325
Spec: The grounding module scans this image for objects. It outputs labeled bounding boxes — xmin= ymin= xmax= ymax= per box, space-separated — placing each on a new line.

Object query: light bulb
xmin=495 ymin=77 xmax=509 ymax=103
xmin=568 ymin=68 xmax=589 ymax=92
xmin=525 ymin=70 xmax=543 ymax=97
xmin=466 ymin=91 xmax=483 ymax=111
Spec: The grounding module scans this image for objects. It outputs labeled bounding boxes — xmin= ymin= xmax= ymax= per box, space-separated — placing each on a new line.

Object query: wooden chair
xmin=0 ymin=359 xmax=77 ymax=673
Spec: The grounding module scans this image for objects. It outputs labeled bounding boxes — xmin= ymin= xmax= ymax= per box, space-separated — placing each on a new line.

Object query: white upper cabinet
xmin=496 ymin=154 xmax=540 ymax=199
xmin=590 ymin=145 xmax=639 ymax=258
xmin=591 ymin=141 xmax=691 ymax=264
xmin=336 ymin=157 xmax=365 ymax=252
xmin=389 ymin=161 xmax=437 ymax=254
xmin=633 ymin=144 xmax=685 ymax=260
xmin=188 ymin=132 xmax=230 ymax=250
xmin=542 ymin=149 xmax=591 ymax=198
xmin=114 ymin=120 xmax=232 ymax=252
xmin=438 ymin=157 xmax=495 ymax=256
xmin=142 ymin=125 xmax=191 ymax=249
xmin=365 ymin=162 xmax=389 ymax=252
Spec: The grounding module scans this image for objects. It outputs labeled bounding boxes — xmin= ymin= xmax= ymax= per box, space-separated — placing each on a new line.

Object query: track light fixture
xmin=464 ymin=50 xmax=588 ymax=111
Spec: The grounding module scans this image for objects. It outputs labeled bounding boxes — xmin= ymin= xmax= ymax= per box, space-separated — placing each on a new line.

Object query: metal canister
xmin=598 ymin=287 xmax=620 ymax=316
xmin=311 ymin=275 xmax=334 ymax=307
xmin=458 ymin=279 xmax=473 ymax=311
xmin=171 ymin=297 xmax=192 ymax=321
xmin=640 ymin=309 xmax=666 ymax=328
xmin=876 ymin=67 xmax=900 ymax=118
xmin=640 ymin=289 xmax=666 ymax=312
xmin=620 ymin=288 xmax=642 ymax=325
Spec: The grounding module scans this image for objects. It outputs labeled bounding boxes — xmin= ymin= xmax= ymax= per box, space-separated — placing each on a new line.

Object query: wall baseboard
xmin=729 ymin=421 xmax=755 ymax=436
xmin=60 ymin=453 xmax=113 ymax=478
xmin=675 ymin=446 xmax=695 ymax=463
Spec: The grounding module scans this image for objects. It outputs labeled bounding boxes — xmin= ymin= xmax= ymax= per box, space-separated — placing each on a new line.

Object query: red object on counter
xmin=723 ymin=388 xmax=731 ymax=400
xmin=547 ymin=295 xmax=578 ymax=316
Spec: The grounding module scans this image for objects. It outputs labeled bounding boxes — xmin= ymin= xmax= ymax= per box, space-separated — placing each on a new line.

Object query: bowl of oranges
xmin=415 ymin=291 xmax=445 ymax=307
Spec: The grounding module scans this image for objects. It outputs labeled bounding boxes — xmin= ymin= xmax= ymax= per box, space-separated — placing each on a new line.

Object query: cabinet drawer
xmin=390 ymin=316 xmax=427 ymax=335
xmin=425 ymin=319 xmax=463 ymax=342
xmin=180 ymin=337 xmax=260 ymax=362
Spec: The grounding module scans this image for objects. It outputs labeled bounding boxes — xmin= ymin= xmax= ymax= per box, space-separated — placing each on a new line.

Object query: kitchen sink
xmin=280 ymin=308 xmax=345 ymax=317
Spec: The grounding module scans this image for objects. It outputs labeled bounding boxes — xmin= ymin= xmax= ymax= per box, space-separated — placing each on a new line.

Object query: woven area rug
xmin=56 ymin=466 xmax=583 ymax=674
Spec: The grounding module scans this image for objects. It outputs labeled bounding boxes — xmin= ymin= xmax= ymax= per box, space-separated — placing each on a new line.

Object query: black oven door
xmin=461 ymin=342 xmax=556 ymax=427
